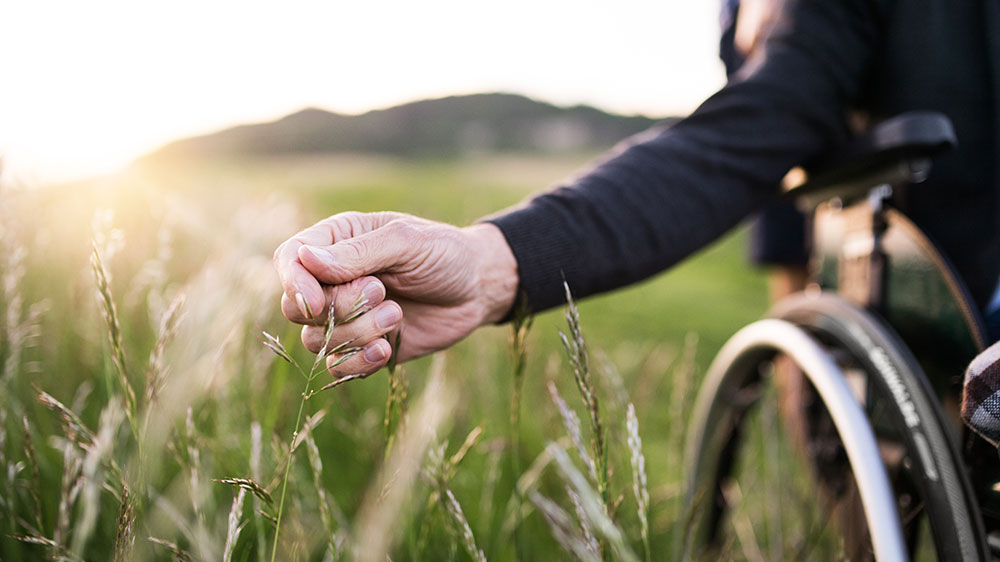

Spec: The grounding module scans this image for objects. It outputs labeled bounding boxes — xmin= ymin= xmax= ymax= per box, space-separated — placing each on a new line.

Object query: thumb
xmin=297 ymin=222 xmax=413 ymax=285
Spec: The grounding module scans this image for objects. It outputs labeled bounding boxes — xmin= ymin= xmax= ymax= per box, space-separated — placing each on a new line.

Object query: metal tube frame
xmin=686 ymin=318 xmax=907 ymax=561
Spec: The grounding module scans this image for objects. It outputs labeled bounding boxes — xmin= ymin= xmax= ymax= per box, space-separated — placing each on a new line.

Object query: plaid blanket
xmin=963 ymin=339 xmax=1000 ymax=446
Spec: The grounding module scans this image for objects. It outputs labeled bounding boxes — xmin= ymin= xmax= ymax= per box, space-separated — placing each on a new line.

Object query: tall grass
xmin=264 ymin=292 xmax=369 ymax=562
xmin=382 ymin=330 xmax=407 ymax=457
xmin=507 ymin=298 xmax=533 ymax=560
xmin=0 ymin=156 xmax=769 ymax=561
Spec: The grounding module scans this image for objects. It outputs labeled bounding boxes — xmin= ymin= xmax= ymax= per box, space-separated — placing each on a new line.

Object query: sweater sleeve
xmin=487 ymin=0 xmax=882 ymax=314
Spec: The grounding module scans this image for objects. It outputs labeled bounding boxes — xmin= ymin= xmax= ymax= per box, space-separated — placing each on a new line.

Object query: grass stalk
xmin=558 ymin=281 xmax=611 ymax=560
xmin=54 ymin=441 xmax=83 ymax=549
xmin=113 ymin=484 xmax=136 ymax=562
xmin=143 ymin=293 xmax=185 ymax=411
xmin=222 ymin=488 xmax=247 ymax=562
xmin=558 ymin=282 xmax=608 ymax=506
xmin=417 ymin=426 xmax=483 ymax=557
xmin=268 ymin=294 xmax=367 ymax=562
xmin=626 ymin=403 xmax=651 ymax=562
xmin=71 ymin=400 xmax=125 ymax=556
xmin=507 ymin=298 xmax=532 ymax=560
xmin=2 ymin=245 xmax=27 ymax=385
xmin=383 ymin=329 xmax=407 ymax=457
xmin=304 ymin=422 xmax=347 ymax=559
xmin=270 ymin=374 xmax=312 ymax=561
xmin=185 ymin=408 xmax=203 ymax=520
xmin=549 ymin=444 xmax=638 ymax=562
xmin=352 ymin=355 xmax=456 ymax=562
xmin=547 ymin=380 xmax=597 ymax=483
xmin=567 ymin=484 xmax=601 ymax=557
xmin=478 ymin=443 xmax=503 ymax=553
xmin=0 ymin=405 xmax=13 ymax=538
xmin=441 ymin=487 xmax=487 ymax=562
xmin=20 ymin=414 xmax=44 ymax=533
xmin=147 ymin=536 xmax=193 ymax=561
xmin=529 ymin=490 xmax=601 ymax=562
xmin=90 ymin=243 xmax=139 ymax=439
xmin=250 ymin=421 xmax=268 ymax=559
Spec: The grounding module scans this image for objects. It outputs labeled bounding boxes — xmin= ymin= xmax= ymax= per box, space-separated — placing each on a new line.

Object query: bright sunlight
xmin=0 ymin=0 xmax=723 ymax=186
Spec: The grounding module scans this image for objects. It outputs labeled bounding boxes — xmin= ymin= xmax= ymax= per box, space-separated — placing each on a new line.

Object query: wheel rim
xmin=684 ymin=319 xmax=907 ymax=561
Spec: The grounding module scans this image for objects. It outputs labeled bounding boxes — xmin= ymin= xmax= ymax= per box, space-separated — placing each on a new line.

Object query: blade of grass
xmin=626 ymin=403 xmax=651 ymax=562
xmin=507 ymin=297 xmax=532 ymax=561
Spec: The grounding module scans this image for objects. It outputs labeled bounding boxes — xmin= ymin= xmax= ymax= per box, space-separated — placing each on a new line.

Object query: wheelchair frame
xmin=683 ymin=112 xmax=994 ymax=561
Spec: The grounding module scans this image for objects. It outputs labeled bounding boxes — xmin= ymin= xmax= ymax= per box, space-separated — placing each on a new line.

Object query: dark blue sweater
xmin=489 ymin=0 xmax=999 ymax=314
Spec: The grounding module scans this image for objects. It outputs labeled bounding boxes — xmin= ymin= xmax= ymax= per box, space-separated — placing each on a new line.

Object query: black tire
xmin=685 ymin=292 xmax=987 ymax=561
xmin=774 ymin=293 xmax=987 ymax=560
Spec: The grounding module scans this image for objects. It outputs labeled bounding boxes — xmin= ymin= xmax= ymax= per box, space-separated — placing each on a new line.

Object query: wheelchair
xmin=683 ymin=112 xmax=998 ymax=561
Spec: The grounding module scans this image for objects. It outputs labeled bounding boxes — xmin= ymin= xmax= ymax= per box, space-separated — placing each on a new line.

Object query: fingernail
xmin=364 ymin=343 xmax=386 ymax=363
xmin=375 ymin=304 xmax=402 ymax=329
xmin=302 ymin=245 xmax=334 ymax=265
xmin=295 ymin=293 xmax=311 ymax=319
xmin=362 ymin=281 xmax=384 ymax=307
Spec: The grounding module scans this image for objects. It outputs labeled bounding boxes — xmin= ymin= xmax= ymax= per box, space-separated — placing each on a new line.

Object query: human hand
xmin=273 ymin=211 xmax=518 ymax=379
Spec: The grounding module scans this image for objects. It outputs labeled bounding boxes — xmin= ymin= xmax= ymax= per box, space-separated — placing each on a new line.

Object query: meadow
xmin=0 ymin=152 xmax=769 ymax=561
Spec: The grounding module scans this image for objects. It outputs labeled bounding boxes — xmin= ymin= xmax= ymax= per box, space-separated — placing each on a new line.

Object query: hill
xmin=142 ymin=93 xmax=671 ymax=162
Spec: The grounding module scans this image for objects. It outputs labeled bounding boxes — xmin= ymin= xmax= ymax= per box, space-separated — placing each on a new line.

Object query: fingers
xmin=274 ymin=212 xmax=402 ymax=319
xmin=324 ymin=337 xmax=393 ymax=380
xmin=300 ymin=300 xmax=402 ymax=354
xmin=281 ymin=276 xmax=386 ymax=326
xmin=274 ymin=226 xmax=337 ymax=320
xmin=304 ymin=298 xmax=400 ymax=379
xmin=275 ymin=258 xmax=325 ymax=323
xmin=297 ymin=220 xmax=420 ymax=286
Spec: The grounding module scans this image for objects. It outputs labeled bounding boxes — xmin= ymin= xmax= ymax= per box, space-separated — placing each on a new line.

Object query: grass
xmin=0 ymin=151 xmax=769 ymax=560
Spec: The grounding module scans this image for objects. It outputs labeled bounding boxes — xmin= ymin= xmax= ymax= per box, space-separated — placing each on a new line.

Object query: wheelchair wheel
xmin=684 ymin=293 xmax=988 ymax=561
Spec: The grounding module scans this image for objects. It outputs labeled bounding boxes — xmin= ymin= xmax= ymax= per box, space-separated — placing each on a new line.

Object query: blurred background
xmin=0 ymin=1 xmax=774 ymax=560
xmin=1 ymin=0 xmax=724 ymax=185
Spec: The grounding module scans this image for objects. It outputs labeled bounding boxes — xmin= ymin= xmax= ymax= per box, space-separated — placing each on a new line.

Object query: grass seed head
xmin=113 ymin=484 xmax=136 ymax=562
xmin=147 ymin=537 xmax=193 ymax=562
xmin=35 ymin=388 xmax=95 ymax=448
xmin=90 ymin=242 xmax=137 ymax=426
xmin=529 ymin=491 xmax=602 ymax=562
xmin=442 ymin=487 xmax=487 ymax=562
xmin=626 ymin=403 xmax=651 ymax=562
xmin=547 ymin=381 xmax=597 ymax=484
xmin=217 ymin=478 xmax=274 ymax=506
xmin=260 ymin=331 xmax=293 ymax=364
xmin=222 ymin=488 xmax=248 ymax=562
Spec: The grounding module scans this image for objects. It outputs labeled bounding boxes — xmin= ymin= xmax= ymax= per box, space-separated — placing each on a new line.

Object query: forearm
xmin=487 ymin=0 xmax=879 ymax=314
xmin=487 ymin=126 xmax=785 ymax=313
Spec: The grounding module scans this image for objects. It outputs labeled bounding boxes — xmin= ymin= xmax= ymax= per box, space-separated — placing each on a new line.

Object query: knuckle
xmin=329 ymin=212 xmax=365 ymax=237
xmin=385 ymin=219 xmax=416 ymax=238
xmin=333 ymin=211 xmax=363 ymax=223
xmin=339 ymin=240 xmax=366 ymax=263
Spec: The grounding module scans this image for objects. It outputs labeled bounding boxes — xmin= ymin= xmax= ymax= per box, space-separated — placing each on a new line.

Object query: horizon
xmin=4 ymin=90 xmax=677 ymax=188
xmin=0 ymin=1 xmax=725 ymax=187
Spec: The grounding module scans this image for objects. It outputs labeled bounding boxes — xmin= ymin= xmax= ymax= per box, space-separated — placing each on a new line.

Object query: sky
xmin=0 ymin=0 xmax=726 ymax=186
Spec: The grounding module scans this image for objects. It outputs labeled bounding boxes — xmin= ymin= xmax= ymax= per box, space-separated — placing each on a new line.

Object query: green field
xmin=0 ymin=153 xmax=770 ymax=561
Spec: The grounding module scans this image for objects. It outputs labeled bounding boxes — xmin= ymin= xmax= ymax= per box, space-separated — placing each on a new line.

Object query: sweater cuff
xmin=484 ymin=202 xmax=579 ymax=319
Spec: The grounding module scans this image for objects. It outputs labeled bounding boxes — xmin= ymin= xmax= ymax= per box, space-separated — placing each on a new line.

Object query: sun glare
xmin=0 ymin=0 xmax=724 ymax=186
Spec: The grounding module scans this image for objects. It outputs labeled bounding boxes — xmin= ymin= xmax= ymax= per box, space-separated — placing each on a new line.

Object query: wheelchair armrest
xmin=789 ymin=111 xmax=957 ymax=209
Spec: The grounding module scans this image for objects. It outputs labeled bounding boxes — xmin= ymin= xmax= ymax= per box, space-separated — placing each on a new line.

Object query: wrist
xmin=463 ymin=222 xmax=519 ymax=325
